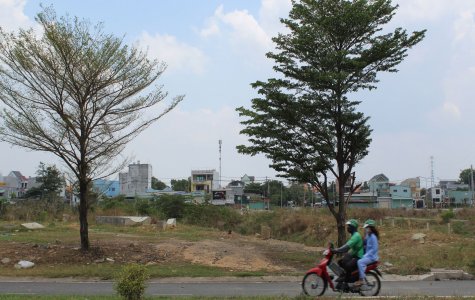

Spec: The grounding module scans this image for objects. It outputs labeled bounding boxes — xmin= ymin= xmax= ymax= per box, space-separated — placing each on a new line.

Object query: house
xmin=119 ymin=163 xmax=152 ymax=197
xmin=241 ymin=174 xmax=255 ymax=186
xmin=388 ymin=185 xmax=413 ymax=208
xmin=190 ymin=169 xmax=219 ymax=193
xmin=400 ymin=177 xmax=421 ymax=198
xmin=92 ymin=179 xmax=120 ymax=198
xmin=368 ymin=174 xmax=390 ymax=197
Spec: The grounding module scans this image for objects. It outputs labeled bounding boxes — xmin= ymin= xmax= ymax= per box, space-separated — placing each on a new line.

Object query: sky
xmin=1 ymin=0 xmax=475 ymax=186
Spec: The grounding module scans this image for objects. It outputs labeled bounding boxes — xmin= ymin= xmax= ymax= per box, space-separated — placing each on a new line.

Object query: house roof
xmin=369 ymin=173 xmax=389 ymax=182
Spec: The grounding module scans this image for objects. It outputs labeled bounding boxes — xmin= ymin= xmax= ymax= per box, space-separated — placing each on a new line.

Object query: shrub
xmin=115 ymin=264 xmax=149 ymax=300
xmin=135 ymin=199 xmax=151 ymax=215
xmin=184 ymin=204 xmax=242 ymax=230
xmin=441 ymin=209 xmax=455 ymax=223
xmin=0 ymin=198 xmax=7 ymax=218
xmin=153 ymin=194 xmax=186 ymax=218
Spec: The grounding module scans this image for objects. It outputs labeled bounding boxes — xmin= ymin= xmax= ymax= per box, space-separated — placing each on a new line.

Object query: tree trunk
xmin=337 ymin=179 xmax=347 ymax=247
xmin=79 ymin=178 xmax=89 ymax=251
xmin=336 ymin=215 xmax=346 ymax=247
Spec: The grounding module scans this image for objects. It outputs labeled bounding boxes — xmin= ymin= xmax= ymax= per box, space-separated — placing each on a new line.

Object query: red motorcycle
xmin=302 ymin=243 xmax=382 ymax=297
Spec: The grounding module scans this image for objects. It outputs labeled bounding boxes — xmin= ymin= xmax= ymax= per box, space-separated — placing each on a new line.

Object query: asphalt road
xmin=0 ymin=280 xmax=474 ymax=297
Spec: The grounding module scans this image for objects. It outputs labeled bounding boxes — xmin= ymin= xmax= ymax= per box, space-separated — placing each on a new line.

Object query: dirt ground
xmin=0 ymin=230 xmax=323 ymax=272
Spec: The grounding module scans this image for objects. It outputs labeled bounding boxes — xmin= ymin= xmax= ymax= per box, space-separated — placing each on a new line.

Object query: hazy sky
xmin=1 ymin=0 xmax=475 ymax=186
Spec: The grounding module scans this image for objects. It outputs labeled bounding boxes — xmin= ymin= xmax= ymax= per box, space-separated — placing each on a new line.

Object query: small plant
xmin=440 ymin=209 xmax=455 ymax=223
xmin=115 ymin=264 xmax=149 ymax=300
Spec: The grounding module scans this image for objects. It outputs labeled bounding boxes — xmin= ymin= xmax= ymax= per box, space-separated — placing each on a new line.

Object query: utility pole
xmin=218 ymin=140 xmax=222 ymax=188
xmin=471 ymin=165 xmax=474 ymax=207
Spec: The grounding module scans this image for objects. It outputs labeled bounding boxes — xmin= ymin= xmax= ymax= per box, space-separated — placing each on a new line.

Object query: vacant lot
xmin=0 ymin=207 xmax=474 ymax=278
xmin=0 ymin=222 xmax=321 ymax=278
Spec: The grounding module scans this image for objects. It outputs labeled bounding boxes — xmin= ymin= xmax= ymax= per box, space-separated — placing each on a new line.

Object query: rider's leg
xmin=355 ymin=256 xmax=372 ymax=286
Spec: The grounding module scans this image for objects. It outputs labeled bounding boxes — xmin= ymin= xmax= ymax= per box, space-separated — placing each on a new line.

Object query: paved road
xmin=0 ymin=280 xmax=474 ymax=297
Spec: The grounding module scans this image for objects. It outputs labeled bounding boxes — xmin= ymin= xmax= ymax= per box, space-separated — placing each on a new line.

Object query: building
xmin=401 ymin=177 xmax=421 ymax=198
xmin=119 ymin=163 xmax=152 ymax=197
xmin=240 ymin=174 xmax=255 ymax=186
xmin=368 ymin=174 xmax=390 ymax=197
xmin=93 ymin=179 xmax=120 ymax=198
xmin=190 ymin=169 xmax=219 ymax=193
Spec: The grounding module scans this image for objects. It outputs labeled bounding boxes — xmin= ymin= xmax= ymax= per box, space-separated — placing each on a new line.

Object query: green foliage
xmin=151 ymin=177 xmax=167 ymax=190
xmin=0 ymin=198 xmax=7 ymax=217
xmin=135 ymin=199 xmax=151 ymax=216
xmin=184 ymin=205 xmax=242 ymax=230
xmin=441 ymin=209 xmax=455 ymax=223
xmin=459 ymin=168 xmax=475 ymax=185
xmin=236 ymin=0 xmax=425 ymax=246
xmin=153 ymin=195 xmax=186 ymax=218
xmin=115 ymin=264 xmax=149 ymax=300
xmin=171 ymin=178 xmax=190 ymax=192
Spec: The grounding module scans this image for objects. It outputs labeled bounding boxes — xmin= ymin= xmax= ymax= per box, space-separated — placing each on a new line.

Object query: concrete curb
xmin=421 ymin=269 xmax=474 ymax=281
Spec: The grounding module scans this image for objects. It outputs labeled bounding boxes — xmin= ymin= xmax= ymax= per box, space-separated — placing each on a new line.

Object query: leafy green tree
xmin=237 ymin=0 xmax=425 ymax=245
xmin=25 ymin=162 xmax=64 ymax=199
xmin=459 ymin=168 xmax=475 ymax=186
xmin=0 ymin=9 xmax=182 ymax=250
xmin=151 ymin=177 xmax=167 ymax=190
xmin=154 ymin=194 xmax=186 ymax=218
xmin=244 ymin=182 xmax=263 ymax=194
xmin=171 ymin=178 xmax=190 ymax=192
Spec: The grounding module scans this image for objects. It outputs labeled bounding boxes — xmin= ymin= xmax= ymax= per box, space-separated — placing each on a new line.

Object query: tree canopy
xmin=237 ymin=0 xmax=425 ymax=245
xmin=0 ymin=8 xmax=183 ymax=250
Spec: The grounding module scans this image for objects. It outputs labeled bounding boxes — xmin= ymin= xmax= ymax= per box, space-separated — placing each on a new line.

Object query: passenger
xmin=355 ymin=219 xmax=379 ymax=287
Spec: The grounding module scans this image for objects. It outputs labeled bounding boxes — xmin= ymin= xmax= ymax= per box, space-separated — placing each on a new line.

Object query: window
xmin=436 ymin=189 xmax=440 ymax=195
xmin=393 ymin=189 xmax=397 ymax=192
xmin=403 ymin=189 xmax=408 ymax=193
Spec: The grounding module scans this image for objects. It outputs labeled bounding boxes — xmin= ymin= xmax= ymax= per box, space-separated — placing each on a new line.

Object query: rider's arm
xmin=331 ymin=244 xmax=349 ymax=254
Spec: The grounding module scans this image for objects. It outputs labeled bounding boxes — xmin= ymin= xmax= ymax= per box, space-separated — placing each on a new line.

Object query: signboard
xmin=212 ymin=190 xmax=226 ymax=200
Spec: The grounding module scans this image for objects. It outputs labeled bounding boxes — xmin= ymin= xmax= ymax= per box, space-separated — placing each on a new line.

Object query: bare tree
xmin=0 ymin=9 xmax=183 ymax=250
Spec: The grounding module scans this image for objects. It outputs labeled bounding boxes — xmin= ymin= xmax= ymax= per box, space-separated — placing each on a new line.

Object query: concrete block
xmin=166 ymin=218 xmax=176 ymax=228
xmin=21 ymin=222 xmax=45 ymax=230
xmin=95 ymin=216 xmax=151 ymax=226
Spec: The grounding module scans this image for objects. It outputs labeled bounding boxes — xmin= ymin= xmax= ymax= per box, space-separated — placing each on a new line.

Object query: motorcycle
xmin=302 ymin=243 xmax=382 ymax=297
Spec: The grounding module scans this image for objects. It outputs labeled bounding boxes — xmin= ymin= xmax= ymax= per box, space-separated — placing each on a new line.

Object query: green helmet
xmin=364 ymin=219 xmax=376 ymax=228
xmin=345 ymin=219 xmax=358 ymax=228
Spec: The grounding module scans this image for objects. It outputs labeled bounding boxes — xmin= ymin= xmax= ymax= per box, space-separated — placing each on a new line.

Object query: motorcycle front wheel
xmin=359 ymin=271 xmax=381 ymax=296
xmin=302 ymin=272 xmax=327 ymax=297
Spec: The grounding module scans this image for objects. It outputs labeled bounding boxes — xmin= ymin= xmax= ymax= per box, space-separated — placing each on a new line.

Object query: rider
xmin=331 ymin=219 xmax=364 ymax=283
xmin=355 ymin=219 xmax=380 ymax=287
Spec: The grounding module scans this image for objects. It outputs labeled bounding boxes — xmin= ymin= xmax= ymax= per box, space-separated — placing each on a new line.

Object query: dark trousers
xmin=338 ymin=253 xmax=358 ymax=281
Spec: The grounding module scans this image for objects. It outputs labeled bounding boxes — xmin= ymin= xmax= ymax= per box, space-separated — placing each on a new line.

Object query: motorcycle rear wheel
xmin=302 ymin=272 xmax=327 ymax=297
xmin=359 ymin=271 xmax=381 ymax=296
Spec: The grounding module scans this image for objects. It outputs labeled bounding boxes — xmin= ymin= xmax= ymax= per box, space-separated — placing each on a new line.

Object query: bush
xmin=184 ymin=204 xmax=242 ymax=230
xmin=153 ymin=194 xmax=186 ymax=218
xmin=0 ymin=198 xmax=7 ymax=218
xmin=441 ymin=209 xmax=455 ymax=223
xmin=115 ymin=264 xmax=149 ymax=300
xmin=135 ymin=199 xmax=151 ymax=215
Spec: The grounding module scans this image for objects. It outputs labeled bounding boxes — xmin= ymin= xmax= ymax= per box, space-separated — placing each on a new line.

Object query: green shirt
xmin=346 ymin=232 xmax=364 ymax=258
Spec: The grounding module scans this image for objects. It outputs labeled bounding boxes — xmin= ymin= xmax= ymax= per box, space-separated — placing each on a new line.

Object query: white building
xmin=119 ymin=163 xmax=152 ymax=197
